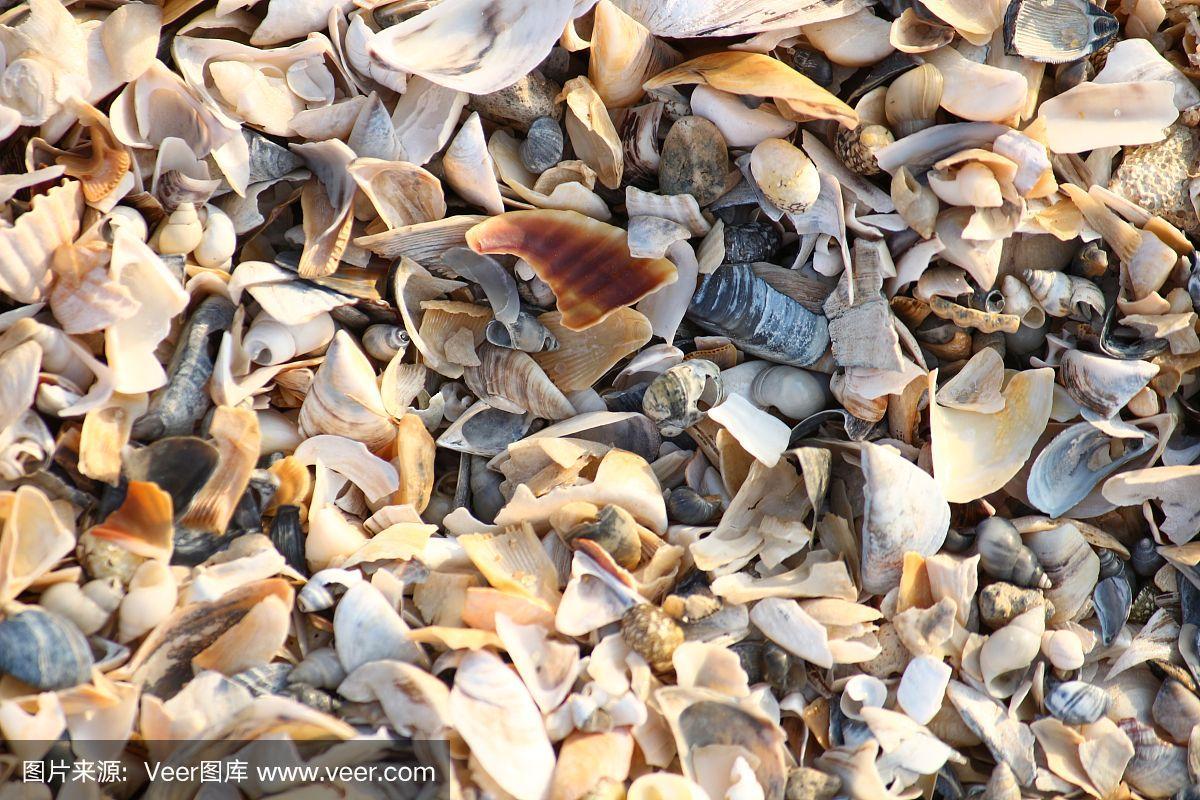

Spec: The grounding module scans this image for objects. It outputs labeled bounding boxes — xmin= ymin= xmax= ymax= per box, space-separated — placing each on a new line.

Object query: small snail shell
xmin=975 ymin=516 xmax=1051 ymax=589
xmin=362 ymin=324 xmax=410 ymax=361
xmin=620 ymin=604 xmax=684 ymax=672
xmin=1130 ymin=537 xmax=1165 ymax=577
xmin=834 ymin=123 xmax=894 ymax=177
xmin=885 ymin=63 xmax=943 ymax=137
xmin=642 ymin=359 xmax=722 ymax=437
xmin=193 ymin=205 xmax=237 ymax=269
xmin=155 ymin=202 xmax=204 ymax=256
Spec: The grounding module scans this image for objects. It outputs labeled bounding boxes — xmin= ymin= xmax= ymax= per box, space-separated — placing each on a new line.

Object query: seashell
xmin=176 ymin=406 xmax=260 ymax=557
xmin=930 ymin=367 xmax=1054 ymax=503
xmin=1025 ymin=523 xmax=1100 ymax=625
xmin=79 ymin=481 xmax=174 ymax=585
xmin=299 ymin=330 xmax=395 ymax=450
xmin=982 ymin=762 xmax=1020 ymax=800
xmin=1121 ymin=718 xmax=1190 ymax=799
xmin=979 ymin=608 xmax=1044 ymax=698
xmin=334 ymin=581 xmax=424 ymax=674
xmin=724 ymin=221 xmax=781 ymax=263
xmin=749 ymin=365 xmax=829 ymax=420
xmin=1132 ymin=537 xmax=1166 ymax=577
xmin=1002 ymin=0 xmax=1119 ymax=64
xmin=979 ymin=582 xmax=1051 ymax=629
xmin=688 ymin=264 xmax=829 ymax=367
xmin=1094 ymin=574 xmax=1133 ymax=647
xmin=194 ymin=205 xmax=236 ymax=269
xmin=891 ymin=166 xmax=939 ymax=240
xmin=920 ymin=46 xmax=1027 ymax=123
xmin=443 ymin=112 xmax=505 ymax=217
xmin=834 ymin=124 xmax=894 ymax=178
xmin=588 ymin=0 xmax=681 ymax=108
xmin=132 ymin=296 xmax=236 ymax=441
xmin=450 ymin=649 xmax=556 ymax=800
xmin=667 ymin=487 xmax=722 ymax=525
xmin=1026 ymin=421 xmax=1157 ymax=518
xmin=0 ymin=180 xmax=83 ymax=304
xmin=890 ymin=9 xmax=955 ymax=56
xmin=288 ymin=647 xmax=345 ymax=691
xmin=621 ymin=603 xmax=684 ymax=672
xmin=803 ymin=9 xmax=895 ymax=68
xmin=362 ymin=325 xmax=410 ymax=362
xmin=1045 ymin=680 xmax=1111 ymax=725
xmin=945 ymin=680 xmax=1036 ymax=786
xmin=520 ymin=116 xmax=565 ymax=173
xmin=707 ymin=393 xmax=791 ymax=467
xmin=0 ymin=608 xmax=94 ymax=690
xmin=122 ymin=436 xmax=219 ymax=517
xmin=297 ymin=568 xmax=363 ymax=613
xmin=1021 ymin=269 xmax=1104 ymax=321
xmin=243 ymin=312 xmax=335 ymax=367
xmin=269 ymin=505 xmax=305 ymax=575
xmin=39 ymin=581 xmax=115 ymax=637
xmin=977 ymin=518 xmax=1051 ymax=589
xmin=642 ymin=359 xmax=721 ymax=437
xmin=1041 ymin=629 xmax=1085 ymax=671
xmin=689 ymin=85 xmax=798 ymax=149
xmin=464 ymin=342 xmax=576 ymax=420
xmin=1059 ymin=349 xmax=1159 ymax=418
xmin=629 ymin=773 xmax=709 ymax=800
xmin=860 ymin=442 xmax=949 ymax=595
xmin=559 ymin=77 xmax=624 ymax=190
xmin=1152 ymin=680 xmax=1200 ymax=744
xmin=1038 ymin=81 xmax=1178 ymax=155
xmin=467 ymin=210 xmax=677 ymax=331
xmin=644 ymin=51 xmax=858 ymax=129
xmin=1109 ymin=125 xmax=1200 ymax=234
xmin=438 ymin=401 xmax=532 ymax=457
xmin=118 ymin=560 xmax=177 ymax=643
xmin=659 ymin=116 xmax=731 ymax=207
xmin=747 ymin=138 xmax=820 ymax=214
xmin=897 ymin=654 xmax=952 ymax=725
xmin=155 ymin=202 xmax=204 ymax=256
xmin=0 ymin=484 xmax=76 ymax=604
xmin=935 ymin=207 xmax=1003 ymax=289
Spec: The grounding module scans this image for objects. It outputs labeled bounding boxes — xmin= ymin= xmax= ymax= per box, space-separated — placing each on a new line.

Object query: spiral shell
xmin=155 ymin=202 xmax=204 ymax=256
xmin=1045 ymin=680 xmax=1111 ymax=724
xmin=362 ymin=324 xmax=410 ymax=361
xmin=885 ymin=63 xmax=943 ymax=137
xmin=1021 ymin=269 xmax=1105 ymax=319
xmin=463 ymin=342 xmax=576 ymax=420
xmin=975 ymin=517 xmax=1051 ymax=589
xmin=642 ymin=359 xmax=721 ymax=437
xmin=834 ymin=123 xmax=894 ymax=176
xmin=667 ymin=486 xmax=722 ymax=525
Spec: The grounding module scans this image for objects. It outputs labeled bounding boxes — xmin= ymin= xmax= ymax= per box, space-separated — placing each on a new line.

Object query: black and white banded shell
xmin=1003 ymin=0 xmax=1119 ymax=64
xmin=687 ymin=264 xmax=829 ymax=367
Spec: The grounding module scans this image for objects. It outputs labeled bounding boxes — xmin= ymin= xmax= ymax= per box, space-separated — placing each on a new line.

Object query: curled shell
xmin=975 ymin=517 xmax=1051 ymax=589
xmin=299 ymin=330 xmax=395 ymax=450
xmin=464 ymin=343 xmax=576 ymax=420
xmin=642 ymin=359 xmax=721 ymax=437
xmin=1060 ymin=349 xmax=1159 ymax=419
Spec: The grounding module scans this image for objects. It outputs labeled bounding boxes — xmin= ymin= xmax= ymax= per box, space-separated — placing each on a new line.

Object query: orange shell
xmin=466 ymin=210 xmax=677 ymax=331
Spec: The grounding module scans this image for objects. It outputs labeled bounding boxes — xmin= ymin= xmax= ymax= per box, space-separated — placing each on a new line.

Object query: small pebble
xmin=469 ymin=71 xmax=562 ymax=131
xmin=658 ymin=116 xmax=731 ymax=206
xmin=978 ymin=582 xmax=1053 ymax=629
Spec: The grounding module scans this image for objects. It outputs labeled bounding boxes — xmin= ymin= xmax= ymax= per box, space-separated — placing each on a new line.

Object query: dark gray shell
xmin=485 ymin=312 xmax=558 ymax=353
xmin=975 ymin=517 xmax=1050 ymax=589
xmin=1045 ymin=680 xmax=1111 ymax=725
xmin=723 ymin=222 xmax=781 ymax=263
xmin=687 ymin=264 xmax=829 ymax=367
xmin=132 ymin=295 xmax=236 ymax=441
xmin=120 ymin=436 xmax=220 ymax=520
xmin=0 ymin=609 xmax=94 ymax=690
xmin=1131 ymin=537 xmax=1166 ymax=577
xmin=520 ymin=116 xmax=564 ymax=173
xmin=270 ymin=505 xmax=306 ymax=575
xmin=437 ymin=401 xmax=532 ymax=457
xmin=667 ymin=487 xmax=722 ymax=525
xmin=1026 ymin=421 xmax=1157 ymax=518
xmin=1003 ymin=0 xmax=1118 ymax=64
xmin=1094 ymin=574 xmax=1132 ymax=646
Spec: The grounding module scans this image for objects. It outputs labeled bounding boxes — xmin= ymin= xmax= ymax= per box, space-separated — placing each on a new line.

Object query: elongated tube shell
xmin=686 ymin=264 xmax=829 ymax=366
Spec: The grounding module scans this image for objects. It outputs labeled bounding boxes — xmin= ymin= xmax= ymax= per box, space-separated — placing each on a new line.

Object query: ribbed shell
xmin=464 ymin=343 xmax=576 ymax=420
xmin=0 ymin=180 xmax=83 ymax=304
xmin=0 ymin=608 xmax=94 ymax=690
xmin=533 ymin=308 xmax=652 ymax=392
xmin=466 ymin=210 xmax=678 ymax=331
xmin=686 ymin=263 xmax=829 ymax=366
xmin=1003 ymin=0 xmax=1118 ymax=64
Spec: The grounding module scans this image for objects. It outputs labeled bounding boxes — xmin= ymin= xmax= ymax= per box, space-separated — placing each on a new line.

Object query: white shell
xmin=897 ymin=655 xmax=953 ymax=724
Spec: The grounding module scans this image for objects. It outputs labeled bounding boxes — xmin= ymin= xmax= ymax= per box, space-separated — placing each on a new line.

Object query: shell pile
xmin=10 ymin=0 xmax=1200 ymax=798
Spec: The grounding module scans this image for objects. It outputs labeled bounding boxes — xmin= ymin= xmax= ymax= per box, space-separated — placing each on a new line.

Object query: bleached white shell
xmin=897 ymin=655 xmax=953 ymax=725
xmin=979 ymin=608 xmax=1045 ymax=698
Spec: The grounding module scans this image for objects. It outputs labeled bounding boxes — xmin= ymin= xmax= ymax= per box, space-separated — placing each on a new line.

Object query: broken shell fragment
xmin=1003 ymin=0 xmax=1119 ymax=64
xmin=467 ymin=210 xmax=677 ymax=331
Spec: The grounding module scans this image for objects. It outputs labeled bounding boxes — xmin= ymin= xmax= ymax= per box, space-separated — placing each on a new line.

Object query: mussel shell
xmin=603 ymin=383 xmax=650 ymax=413
xmin=687 ymin=264 xmax=829 ymax=367
xmin=0 ymin=608 xmax=94 ymax=690
xmin=1100 ymin=297 xmax=1169 ymax=359
xmin=520 ymin=116 xmax=564 ymax=173
xmin=789 ymin=48 xmax=833 ymax=88
xmin=666 ymin=486 xmax=722 ymax=525
xmin=1044 ymin=680 xmax=1111 ymax=724
xmin=723 ymin=223 xmax=782 ymax=264
xmin=121 ymin=436 xmax=220 ymax=520
xmin=565 ymin=505 xmax=641 ymax=569
xmin=1003 ymin=0 xmax=1118 ymax=64
xmin=270 ymin=505 xmax=307 ymax=575
xmin=437 ymin=401 xmax=532 ymax=457
xmin=1026 ymin=421 xmax=1157 ymax=518
xmin=1094 ymin=574 xmax=1133 ymax=646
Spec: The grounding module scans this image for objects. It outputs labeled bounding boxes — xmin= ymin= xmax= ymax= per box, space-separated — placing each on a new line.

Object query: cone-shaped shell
xmin=467 ymin=210 xmax=677 ymax=331
xmin=465 ymin=343 xmax=576 ymax=420
xmin=861 ymin=442 xmax=950 ymax=595
xmin=299 ymin=330 xmax=395 ymax=450
xmin=687 ymin=263 xmax=829 ymax=367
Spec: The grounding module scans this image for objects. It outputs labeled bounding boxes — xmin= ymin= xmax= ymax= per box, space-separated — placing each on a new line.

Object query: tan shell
xmin=299 ymin=330 xmax=395 ymax=451
xmin=464 ymin=343 xmax=577 ymax=420
xmin=533 ymin=308 xmax=653 ymax=393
